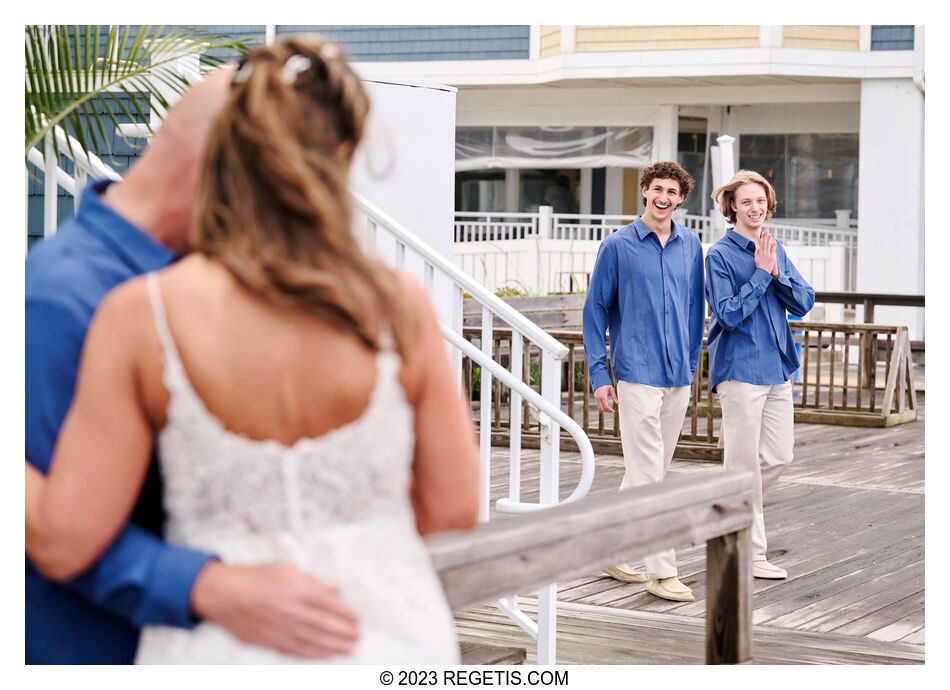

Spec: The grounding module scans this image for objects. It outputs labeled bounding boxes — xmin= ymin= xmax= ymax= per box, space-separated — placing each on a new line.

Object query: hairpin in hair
xmin=232 ymin=60 xmax=253 ymax=85
xmin=281 ymin=54 xmax=312 ymax=85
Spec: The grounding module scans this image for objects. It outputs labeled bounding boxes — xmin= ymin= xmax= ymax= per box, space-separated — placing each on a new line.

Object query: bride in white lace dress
xmin=25 ymin=37 xmax=479 ymax=664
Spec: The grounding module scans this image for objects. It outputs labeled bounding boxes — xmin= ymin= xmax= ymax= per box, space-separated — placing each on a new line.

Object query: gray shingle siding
xmin=274 ymin=25 xmax=530 ymax=61
xmin=27 ymin=95 xmax=147 ymax=246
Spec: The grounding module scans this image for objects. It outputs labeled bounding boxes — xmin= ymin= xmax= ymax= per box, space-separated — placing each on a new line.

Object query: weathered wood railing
xmin=426 ymin=470 xmax=757 ymax=664
xmin=462 ymin=326 xmax=719 ymax=461
xmin=462 ymin=315 xmax=919 ymax=460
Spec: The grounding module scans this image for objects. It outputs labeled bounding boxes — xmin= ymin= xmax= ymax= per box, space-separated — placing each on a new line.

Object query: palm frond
xmin=25 ymin=24 xmax=251 ymax=163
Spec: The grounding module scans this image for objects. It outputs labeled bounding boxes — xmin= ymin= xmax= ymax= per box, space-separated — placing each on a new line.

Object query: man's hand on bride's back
xmin=190 ymin=560 xmax=359 ymax=658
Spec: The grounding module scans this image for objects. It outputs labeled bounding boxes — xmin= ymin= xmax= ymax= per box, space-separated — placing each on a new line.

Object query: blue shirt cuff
xmin=141 ymin=546 xmax=215 ymax=628
xmin=591 ymin=371 xmax=613 ymax=392
xmin=774 ymin=270 xmax=793 ymax=288
xmin=750 ymin=267 xmax=773 ymax=291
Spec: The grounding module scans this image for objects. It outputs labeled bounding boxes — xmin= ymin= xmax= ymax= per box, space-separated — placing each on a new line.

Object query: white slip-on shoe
xmin=646 ymin=576 xmax=694 ymax=602
xmin=753 ymin=560 xmax=787 ymax=579
xmin=602 ymin=563 xmax=648 ymax=583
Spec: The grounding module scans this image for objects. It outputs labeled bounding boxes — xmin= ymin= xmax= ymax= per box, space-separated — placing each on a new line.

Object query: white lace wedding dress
xmin=135 ymin=273 xmax=460 ymax=664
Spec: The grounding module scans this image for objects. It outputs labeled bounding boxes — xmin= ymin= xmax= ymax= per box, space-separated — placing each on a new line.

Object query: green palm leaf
xmin=25 ymin=25 xmax=251 ymax=163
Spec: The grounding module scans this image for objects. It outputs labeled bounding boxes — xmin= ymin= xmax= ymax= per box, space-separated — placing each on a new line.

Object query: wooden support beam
xmin=706 ymin=529 xmax=753 ymax=664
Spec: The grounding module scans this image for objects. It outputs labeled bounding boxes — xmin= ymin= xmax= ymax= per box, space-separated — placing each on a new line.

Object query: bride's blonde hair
xmin=190 ymin=36 xmax=409 ymax=355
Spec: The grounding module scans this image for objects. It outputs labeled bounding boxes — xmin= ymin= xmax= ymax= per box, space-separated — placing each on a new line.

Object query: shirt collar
xmin=725 ymin=227 xmax=757 ymax=251
xmin=633 ymin=216 xmax=683 ymax=243
xmin=75 ymin=179 xmax=177 ymax=272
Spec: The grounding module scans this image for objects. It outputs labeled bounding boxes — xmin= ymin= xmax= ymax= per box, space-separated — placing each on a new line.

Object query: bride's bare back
xmin=138 ymin=254 xmax=399 ymax=447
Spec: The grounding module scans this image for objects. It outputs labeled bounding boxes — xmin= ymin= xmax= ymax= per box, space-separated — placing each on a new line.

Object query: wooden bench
xmin=426 ymin=470 xmax=757 ymax=664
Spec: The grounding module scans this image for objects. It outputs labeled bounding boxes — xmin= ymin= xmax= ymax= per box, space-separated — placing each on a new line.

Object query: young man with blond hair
xmin=583 ymin=161 xmax=705 ymax=602
xmin=705 ymin=170 xmax=815 ymax=579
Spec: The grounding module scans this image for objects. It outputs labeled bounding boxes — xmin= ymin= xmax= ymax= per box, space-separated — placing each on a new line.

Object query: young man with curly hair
xmin=583 ymin=161 xmax=705 ymax=602
xmin=705 ymin=170 xmax=815 ymax=580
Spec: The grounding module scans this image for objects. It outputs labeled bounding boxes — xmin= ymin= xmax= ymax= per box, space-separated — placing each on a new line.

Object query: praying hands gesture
xmin=755 ymin=230 xmax=779 ymax=278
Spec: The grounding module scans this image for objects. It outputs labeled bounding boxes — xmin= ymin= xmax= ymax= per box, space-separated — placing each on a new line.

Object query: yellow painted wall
xmin=539 ymin=25 xmax=561 ymax=57
xmin=783 ymin=25 xmax=860 ymax=50
xmin=623 ymin=168 xmax=642 ymax=216
xmin=574 ymin=25 xmax=759 ymax=51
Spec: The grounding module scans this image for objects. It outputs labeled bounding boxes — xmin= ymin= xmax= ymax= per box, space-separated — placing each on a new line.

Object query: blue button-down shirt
xmin=705 ymin=228 xmax=816 ymax=392
xmin=583 ymin=218 xmax=705 ymax=390
xmin=26 ymin=180 xmax=213 ymax=664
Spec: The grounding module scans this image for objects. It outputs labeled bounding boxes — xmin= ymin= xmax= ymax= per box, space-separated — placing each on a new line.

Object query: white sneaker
xmin=753 ymin=560 xmax=787 ymax=579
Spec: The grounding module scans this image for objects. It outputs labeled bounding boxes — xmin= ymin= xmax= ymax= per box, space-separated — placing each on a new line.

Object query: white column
xmin=604 ymin=167 xmax=624 ymax=215
xmin=505 ymin=169 xmax=520 ymax=213
xmin=759 ymin=25 xmax=783 ymax=48
xmin=561 ymin=25 xmax=576 ymax=53
xmin=651 ymin=105 xmax=678 ymax=162
xmin=529 ymin=25 xmax=540 ymax=60
xmin=856 ymin=78 xmax=925 ymax=339
xmin=579 ymin=168 xmax=592 ymax=215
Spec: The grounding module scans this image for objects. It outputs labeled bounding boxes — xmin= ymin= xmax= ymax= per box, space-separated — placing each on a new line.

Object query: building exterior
xmin=27 ymin=25 xmax=925 ymax=335
xmin=326 ymin=24 xmax=926 ymax=336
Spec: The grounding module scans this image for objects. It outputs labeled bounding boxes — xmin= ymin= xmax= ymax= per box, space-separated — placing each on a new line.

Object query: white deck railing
xmin=455 ymin=207 xmax=857 ymax=290
xmin=27 ymin=128 xmax=596 ymax=665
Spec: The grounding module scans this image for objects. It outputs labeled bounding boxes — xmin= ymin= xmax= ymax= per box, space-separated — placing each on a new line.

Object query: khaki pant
xmin=717 ymin=379 xmax=794 ymax=561
xmin=616 ymin=381 xmax=692 ymax=580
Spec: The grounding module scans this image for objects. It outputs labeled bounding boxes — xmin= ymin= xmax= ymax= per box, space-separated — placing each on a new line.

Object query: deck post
xmin=705 ymin=528 xmax=753 ymax=664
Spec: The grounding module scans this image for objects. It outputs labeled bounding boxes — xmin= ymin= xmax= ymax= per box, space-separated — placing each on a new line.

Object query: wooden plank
xmin=456 ymin=599 xmax=924 ymax=665
xmin=880 ymin=330 xmax=907 ymax=415
xmin=459 ymin=641 xmax=526 ymax=665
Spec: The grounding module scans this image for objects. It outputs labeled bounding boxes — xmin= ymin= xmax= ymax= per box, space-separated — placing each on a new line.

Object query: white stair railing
xmin=353 ymin=192 xmax=596 ymax=664
xmin=26 ymin=133 xmax=598 ymax=663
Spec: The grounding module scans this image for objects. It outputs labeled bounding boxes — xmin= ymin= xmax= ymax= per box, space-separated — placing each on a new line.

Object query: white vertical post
xmin=759 ymin=25 xmax=783 ymax=48
xmin=536 ymin=348 xmax=562 ymax=663
xmin=43 ymin=134 xmax=57 ymax=238
xmin=509 ymin=332 xmax=523 ymax=504
xmin=537 ymin=583 xmax=558 ymax=664
xmin=265 ymin=25 xmax=277 ymax=46
xmin=452 ymin=285 xmax=464 ymax=381
xmin=478 ymin=307 xmax=494 ymax=523
xmin=560 ymin=25 xmax=576 ymax=53
xmin=74 ymin=169 xmax=87 ymax=214
xmin=529 ymin=25 xmax=540 ymax=61
xmin=538 ymin=205 xmax=553 ymax=240
xmin=716 ymin=134 xmax=736 ymax=183
xmin=505 ymin=169 xmax=519 ymax=213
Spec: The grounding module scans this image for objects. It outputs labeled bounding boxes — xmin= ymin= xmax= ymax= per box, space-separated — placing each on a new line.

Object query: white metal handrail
xmin=442 ymin=325 xmax=595 ymax=511
xmin=353 ymin=191 xmax=597 ymax=664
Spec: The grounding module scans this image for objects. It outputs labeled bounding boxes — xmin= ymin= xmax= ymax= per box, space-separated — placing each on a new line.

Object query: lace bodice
xmin=146 ymin=272 xmax=417 ymax=545
xmin=137 ymin=272 xmax=459 ymax=664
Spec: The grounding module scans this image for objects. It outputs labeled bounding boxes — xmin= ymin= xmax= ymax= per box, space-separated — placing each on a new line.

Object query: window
xmin=871 ymin=25 xmax=915 ymax=51
xmin=739 ymin=134 xmax=859 ymax=219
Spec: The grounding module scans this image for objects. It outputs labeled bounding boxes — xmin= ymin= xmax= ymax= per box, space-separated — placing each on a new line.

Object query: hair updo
xmin=190 ymin=35 xmax=409 ymax=354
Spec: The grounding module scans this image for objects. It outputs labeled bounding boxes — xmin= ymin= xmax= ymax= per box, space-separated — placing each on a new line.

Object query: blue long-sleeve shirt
xmin=705 ymin=228 xmax=816 ymax=392
xmin=26 ymin=180 xmax=213 ymax=664
xmin=583 ymin=218 xmax=705 ymax=391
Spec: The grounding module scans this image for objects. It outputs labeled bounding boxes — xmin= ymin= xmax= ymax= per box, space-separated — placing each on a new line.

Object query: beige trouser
xmin=717 ymin=379 xmax=794 ymax=561
xmin=616 ymin=381 xmax=692 ymax=580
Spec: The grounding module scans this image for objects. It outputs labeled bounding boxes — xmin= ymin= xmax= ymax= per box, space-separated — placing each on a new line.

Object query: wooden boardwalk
xmin=455 ymin=392 xmax=925 ymax=664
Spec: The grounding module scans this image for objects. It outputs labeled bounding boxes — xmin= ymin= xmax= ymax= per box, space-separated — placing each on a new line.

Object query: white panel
xmin=856 ymin=78 xmax=924 ymax=339
xmin=349 ymin=79 xmax=457 ymax=326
